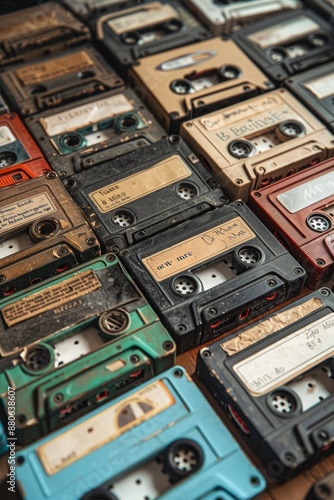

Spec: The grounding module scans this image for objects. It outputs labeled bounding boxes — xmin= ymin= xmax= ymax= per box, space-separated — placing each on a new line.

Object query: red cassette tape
xmin=249 ymin=160 xmax=334 ymax=288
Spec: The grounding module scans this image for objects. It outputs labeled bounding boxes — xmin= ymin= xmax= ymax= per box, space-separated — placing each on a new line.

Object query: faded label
xmin=107 ymin=3 xmax=177 ymax=34
xmin=142 ymin=216 xmax=255 ymax=281
xmin=90 ymin=155 xmax=191 ymax=212
xmin=40 ymin=94 xmax=133 ymax=136
xmin=158 ymin=51 xmax=217 ymax=71
xmin=37 ymin=381 xmax=175 ymax=475
xmin=0 ymin=126 xmax=16 ymax=146
xmin=233 ymin=313 xmax=334 ymax=395
xmin=2 ymin=271 xmax=101 ymax=327
xmin=0 ymin=193 xmax=56 ymax=234
xmin=304 ymin=73 xmax=334 ymax=99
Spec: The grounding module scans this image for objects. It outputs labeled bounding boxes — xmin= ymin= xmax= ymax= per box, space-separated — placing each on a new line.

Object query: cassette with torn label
xmin=231 ymin=9 xmax=334 ymax=84
xmin=130 ymin=37 xmax=274 ymax=133
xmin=64 ymin=136 xmax=229 ymax=253
xmin=0 ymin=172 xmax=101 ymax=298
xmin=181 ymin=89 xmax=334 ymax=202
xmin=305 ymin=470 xmax=334 ymax=500
xmin=0 ymin=45 xmax=124 ymax=117
xmin=120 ymin=201 xmax=306 ymax=353
xmin=198 ymin=288 xmax=334 ymax=481
xmin=25 ymin=88 xmax=166 ymax=178
xmin=15 ymin=367 xmax=266 ymax=500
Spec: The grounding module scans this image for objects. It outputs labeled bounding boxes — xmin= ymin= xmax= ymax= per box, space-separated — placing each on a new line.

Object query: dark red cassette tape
xmin=249 ymin=160 xmax=334 ymax=288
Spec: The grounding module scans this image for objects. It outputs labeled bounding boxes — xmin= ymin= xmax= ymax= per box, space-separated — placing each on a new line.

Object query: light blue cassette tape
xmin=16 ymin=367 xmax=265 ymax=500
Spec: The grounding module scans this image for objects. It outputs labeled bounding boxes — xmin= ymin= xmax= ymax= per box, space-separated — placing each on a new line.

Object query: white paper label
xmin=0 ymin=194 xmax=57 ymax=234
xmin=0 ymin=126 xmax=16 ymax=146
xmin=304 ymin=73 xmax=334 ymax=99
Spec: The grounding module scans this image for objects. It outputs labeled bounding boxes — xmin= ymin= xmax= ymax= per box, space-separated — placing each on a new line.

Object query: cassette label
xmin=0 ymin=126 xmax=16 ymax=147
xmin=107 ymin=3 xmax=178 ymax=34
xmin=0 ymin=193 xmax=56 ymax=233
xmin=304 ymin=73 xmax=334 ymax=99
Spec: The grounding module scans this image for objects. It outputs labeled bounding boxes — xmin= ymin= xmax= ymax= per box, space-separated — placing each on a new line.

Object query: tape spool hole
xmin=307 ymin=213 xmax=331 ymax=232
xmin=267 ymin=46 xmax=287 ymax=62
xmin=233 ymin=246 xmax=263 ymax=271
xmin=114 ymin=113 xmax=139 ymax=132
xmin=99 ymin=309 xmax=129 ymax=336
xmin=161 ymin=439 xmax=204 ymax=482
xmin=228 ymin=140 xmax=255 ymax=159
xmin=173 ymin=276 xmax=198 ymax=295
xmin=276 ymin=120 xmax=305 ymax=140
xmin=30 ymin=84 xmax=47 ymax=95
xmin=25 ymin=345 xmax=52 ymax=372
xmin=176 ymin=183 xmax=197 ymax=200
xmin=165 ymin=19 xmax=183 ymax=32
xmin=0 ymin=151 xmax=17 ymax=168
xmin=268 ymin=389 xmax=300 ymax=416
xmin=218 ymin=65 xmax=241 ymax=80
xmin=30 ymin=218 xmax=60 ymax=240
xmin=60 ymin=132 xmax=86 ymax=151
xmin=308 ymin=33 xmax=329 ymax=47
xmin=121 ymin=32 xmax=139 ymax=45
xmin=170 ymin=79 xmax=194 ymax=95
xmin=112 ymin=211 xmax=134 ymax=227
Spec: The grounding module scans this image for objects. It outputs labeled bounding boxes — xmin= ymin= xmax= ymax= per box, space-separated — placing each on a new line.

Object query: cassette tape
xmin=197 ymin=288 xmax=334 ymax=481
xmin=231 ymin=9 xmax=334 ymax=84
xmin=0 ymin=2 xmax=91 ymax=68
xmin=305 ymin=470 xmax=334 ymax=500
xmin=60 ymin=0 xmax=147 ymax=21
xmin=96 ymin=1 xmax=211 ymax=74
xmin=248 ymin=160 xmax=334 ymax=289
xmin=15 ymin=366 xmax=266 ymax=500
xmin=0 ymin=172 xmax=101 ymax=298
xmin=26 ymin=88 xmax=166 ymax=178
xmin=181 ymin=89 xmax=334 ymax=201
xmin=64 ymin=136 xmax=229 ymax=253
xmin=182 ymin=0 xmax=302 ymax=36
xmin=304 ymin=0 xmax=334 ymax=24
xmin=120 ymin=200 xmax=306 ymax=353
xmin=0 ymin=46 xmax=125 ymax=117
xmin=130 ymin=37 xmax=274 ymax=133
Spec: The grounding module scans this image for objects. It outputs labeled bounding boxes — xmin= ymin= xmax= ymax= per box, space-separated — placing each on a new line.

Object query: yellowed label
xmin=0 ymin=126 xmax=16 ymax=146
xmin=143 ymin=216 xmax=255 ymax=282
xmin=15 ymin=51 xmax=94 ymax=86
xmin=107 ymin=2 xmax=177 ymax=34
xmin=2 ymin=271 xmax=101 ymax=327
xmin=1 ymin=6 xmax=66 ymax=40
xmin=90 ymin=155 xmax=191 ymax=213
xmin=37 ymin=381 xmax=175 ymax=475
xmin=304 ymin=73 xmax=334 ymax=100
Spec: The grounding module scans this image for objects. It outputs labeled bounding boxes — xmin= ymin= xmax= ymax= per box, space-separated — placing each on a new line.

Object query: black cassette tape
xmin=64 ymin=136 xmax=229 ymax=253
xmin=120 ymin=201 xmax=306 ymax=353
xmin=304 ymin=0 xmax=334 ymax=24
xmin=198 ymin=288 xmax=334 ymax=481
xmin=0 ymin=172 xmax=101 ymax=298
xmin=305 ymin=470 xmax=334 ymax=499
xmin=232 ymin=9 xmax=334 ymax=84
xmin=0 ymin=45 xmax=124 ymax=117
xmin=25 ymin=88 xmax=166 ymax=178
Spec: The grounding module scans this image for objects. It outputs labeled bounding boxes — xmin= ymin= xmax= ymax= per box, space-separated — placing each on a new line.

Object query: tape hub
xmin=112 ymin=211 xmax=134 ymax=227
xmin=228 ymin=140 xmax=255 ymax=159
xmin=170 ymin=79 xmax=195 ymax=94
xmin=30 ymin=219 xmax=60 ymax=240
xmin=177 ymin=183 xmax=197 ymax=200
xmin=307 ymin=214 xmax=331 ymax=232
xmin=267 ymin=47 xmax=286 ymax=62
xmin=114 ymin=113 xmax=139 ymax=132
xmin=277 ymin=120 xmax=305 ymax=140
xmin=0 ymin=151 xmax=17 ymax=168
xmin=59 ymin=132 xmax=86 ymax=151
xmin=268 ymin=390 xmax=299 ymax=415
xmin=25 ymin=345 xmax=52 ymax=372
xmin=99 ymin=309 xmax=129 ymax=335
xmin=173 ymin=276 xmax=198 ymax=295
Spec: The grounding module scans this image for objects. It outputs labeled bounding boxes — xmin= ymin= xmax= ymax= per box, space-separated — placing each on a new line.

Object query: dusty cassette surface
xmin=0 ymin=254 xmax=176 ymax=444
xmin=304 ymin=0 xmax=334 ymax=23
xmin=26 ymin=88 xmax=166 ymax=178
xmin=231 ymin=9 xmax=334 ymax=84
xmin=305 ymin=470 xmax=334 ymax=500
xmin=249 ymin=160 xmax=334 ymax=289
xmin=286 ymin=62 xmax=334 ymax=134
xmin=182 ymin=0 xmax=302 ymax=36
xmin=64 ymin=136 xmax=229 ymax=253
xmin=0 ymin=2 xmax=91 ymax=68
xmin=130 ymin=37 xmax=274 ymax=133
xmin=120 ymin=201 xmax=306 ymax=353
xmin=15 ymin=366 xmax=266 ymax=500
xmin=0 ymin=45 xmax=124 ymax=117
xmin=0 ymin=172 xmax=101 ymax=298
xmin=198 ymin=288 xmax=334 ymax=481
xmin=181 ymin=89 xmax=334 ymax=201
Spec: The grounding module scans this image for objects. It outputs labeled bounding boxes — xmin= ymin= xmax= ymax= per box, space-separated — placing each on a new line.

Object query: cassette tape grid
xmin=0 ymin=45 xmax=125 ymax=117
xmin=63 ymin=136 xmax=230 ymax=253
xmin=14 ymin=367 xmax=266 ymax=500
xmin=120 ymin=200 xmax=306 ymax=353
xmin=181 ymin=89 xmax=334 ymax=202
xmin=197 ymin=287 xmax=334 ymax=481
xmin=0 ymin=172 xmax=101 ymax=298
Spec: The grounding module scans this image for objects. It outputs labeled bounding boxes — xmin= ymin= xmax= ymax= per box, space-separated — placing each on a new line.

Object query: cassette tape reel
xmin=181 ymin=89 xmax=334 ymax=201
xmin=232 ymin=9 xmax=334 ymax=84
xmin=198 ymin=288 xmax=334 ymax=481
xmin=120 ymin=201 xmax=306 ymax=353
xmin=64 ymin=136 xmax=229 ymax=252
xmin=305 ymin=470 xmax=334 ymax=500
xmin=14 ymin=367 xmax=266 ymax=500
xmin=0 ymin=173 xmax=101 ymax=298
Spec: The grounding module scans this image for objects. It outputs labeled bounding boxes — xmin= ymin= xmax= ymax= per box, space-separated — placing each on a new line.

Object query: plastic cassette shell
xmin=129 ymin=37 xmax=274 ymax=133
xmin=64 ymin=136 xmax=229 ymax=253
xmin=0 ymin=2 xmax=91 ymax=68
xmin=25 ymin=87 xmax=166 ymax=178
xmin=120 ymin=200 xmax=306 ymax=353
xmin=304 ymin=0 xmax=334 ymax=24
xmin=181 ymin=89 xmax=334 ymax=202
xmin=15 ymin=366 xmax=266 ymax=500
xmin=0 ymin=45 xmax=125 ymax=117
xmin=197 ymin=288 xmax=334 ymax=481
xmin=0 ymin=172 xmax=101 ymax=298
xmin=231 ymin=9 xmax=334 ymax=84
xmin=248 ymin=160 xmax=334 ymax=289
xmin=182 ymin=0 xmax=302 ymax=36
xmin=60 ymin=0 xmax=145 ymax=20
xmin=305 ymin=470 xmax=334 ymax=500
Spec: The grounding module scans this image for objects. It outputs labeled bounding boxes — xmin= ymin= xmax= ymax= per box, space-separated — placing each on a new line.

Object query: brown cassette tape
xmin=0 ymin=172 xmax=101 ymax=298
xmin=130 ymin=37 xmax=273 ymax=133
xmin=181 ymin=89 xmax=334 ymax=201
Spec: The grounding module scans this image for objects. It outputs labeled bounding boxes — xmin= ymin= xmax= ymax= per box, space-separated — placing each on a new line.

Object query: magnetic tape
xmin=305 ymin=470 xmax=334 ymax=500
xmin=15 ymin=367 xmax=266 ymax=500
xmin=25 ymin=88 xmax=166 ymax=178
xmin=64 ymin=135 xmax=229 ymax=253
xmin=0 ymin=172 xmax=101 ymax=298
xmin=130 ymin=37 xmax=274 ymax=133
xmin=120 ymin=200 xmax=306 ymax=353
xmin=181 ymin=89 xmax=334 ymax=201
xmin=198 ymin=287 xmax=334 ymax=481
xmin=248 ymin=160 xmax=334 ymax=289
